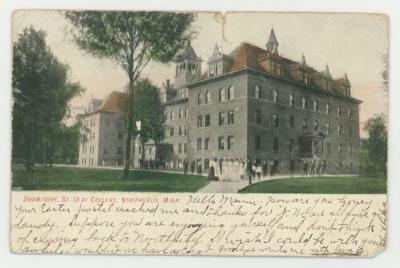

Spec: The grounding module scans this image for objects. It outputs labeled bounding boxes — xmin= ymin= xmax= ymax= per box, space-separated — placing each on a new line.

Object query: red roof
xmin=96 ymin=91 xmax=128 ymax=113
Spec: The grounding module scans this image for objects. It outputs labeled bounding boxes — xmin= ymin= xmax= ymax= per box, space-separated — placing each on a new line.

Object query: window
xmin=219 ymin=88 xmax=225 ymax=102
xmin=289 ymin=138 xmax=295 ymax=153
xmin=337 ymin=106 xmax=342 ymax=116
xmin=254 ymin=85 xmax=260 ymax=99
xmin=178 ymin=143 xmax=182 ymax=153
xmin=179 ymin=109 xmax=183 ymax=119
xmin=302 ymin=119 xmax=307 ymax=130
xmin=348 ymin=109 xmax=352 ymax=118
xmin=204 ymin=137 xmax=210 ymax=150
xmin=289 ymin=116 xmax=295 ymax=128
xmin=216 ymin=61 xmax=223 ymax=74
xmin=170 ymin=110 xmax=174 ymax=120
xmin=302 ymin=97 xmax=307 ymax=109
xmin=170 ymin=127 xmax=174 ymax=136
xmin=338 ymin=124 xmax=342 ymax=136
xmin=255 ymin=136 xmax=261 ymax=150
xmin=183 ymin=143 xmax=187 ymax=153
xmin=185 ymin=108 xmax=189 ymax=118
xmin=228 ymin=136 xmax=234 ymax=150
xmin=300 ymin=71 xmax=310 ymax=85
xmin=256 ymin=110 xmax=262 ymax=125
xmin=273 ymin=137 xmax=279 ymax=152
xmin=218 ymin=136 xmax=225 ymax=150
xmin=314 ymin=120 xmax=319 ymax=131
xmin=271 ymin=61 xmax=283 ymax=76
xmin=197 ymin=138 xmax=202 ymax=151
xmin=327 ymin=143 xmax=331 ymax=154
xmin=218 ymin=112 xmax=225 ymax=125
xmin=228 ymin=110 xmax=234 ymax=124
xmin=338 ymin=143 xmax=343 ymax=153
xmin=325 ymin=103 xmax=330 ymax=114
xmin=349 ymin=126 xmax=352 ymax=137
xmin=179 ymin=126 xmax=183 ymax=136
xmin=289 ymin=94 xmax=294 ymax=107
xmin=184 ymin=125 xmax=188 ymax=136
xmin=204 ymin=159 xmax=210 ymax=171
xmin=273 ymin=90 xmax=278 ymax=103
xmin=197 ymin=114 xmax=203 ymax=128
xmin=349 ymin=145 xmax=353 ymax=156
xmin=205 ymin=114 xmax=211 ymax=127
xmin=205 ymin=91 xmax=211 ymax=104
xmin=272 ymin=113 xmax=279 ymax=126
xmin=198 ymin=93 xmax=204 ymax=105
xmin=326 ymin=123 xmax=331 ymax=135
xmin=228 ymin=86 xmax=234 ymax=100
xmin=313 ymin=100 xmax=319 ymax=112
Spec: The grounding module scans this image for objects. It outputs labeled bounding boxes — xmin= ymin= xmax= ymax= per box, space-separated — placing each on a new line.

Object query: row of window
xmin=252 ymin=85 xmax=353 ymax=118
xmin=167 ymin=108 xmax=189 ymax=121
xmin=82 ymin=145 xmax=95 ymax=155
xmin=198 ymin=86 xmax=235 ymax=105
xmin=196 ymin=111 xmax=235 ymax=128
xmin=81 ymin=158 xmax=95 ymax=166
xmin=168 ymin=125 xmax=188 ymax=137
xmin=196 ymin=136 xmax=235 ymax=151
xmin=254 ymin=112 xmax=354 ymax=137
xmin=253 ymin=136 xmax=354 ymax=155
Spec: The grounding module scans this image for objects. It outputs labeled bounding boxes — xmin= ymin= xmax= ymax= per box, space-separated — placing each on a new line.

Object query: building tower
xmin=266 ymin=28 xmax=279 ymax=54
xmin=173 ymin=39 xmax=202 ymax=88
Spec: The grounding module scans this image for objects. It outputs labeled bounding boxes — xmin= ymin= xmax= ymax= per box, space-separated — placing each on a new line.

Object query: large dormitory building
xmin=78 ymin=29 xmax=361 ymax=174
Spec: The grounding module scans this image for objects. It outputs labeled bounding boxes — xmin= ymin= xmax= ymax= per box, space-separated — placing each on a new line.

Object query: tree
xmin=53 ymin=123 xmax=81 ymax=164
xmin=359 ymin=114 xmax=387 ymax=176
xmin=12 ymin=27 xmax=83 ymax=170
xmin=65 ymin=11 xmax=194 ymax=178
xmin=131 ymin=79 xmax=165 ymax=162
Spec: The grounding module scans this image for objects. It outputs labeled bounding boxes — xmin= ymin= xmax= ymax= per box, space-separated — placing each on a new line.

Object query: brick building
xmin=78 ymin=29 xmax=361 ymax=174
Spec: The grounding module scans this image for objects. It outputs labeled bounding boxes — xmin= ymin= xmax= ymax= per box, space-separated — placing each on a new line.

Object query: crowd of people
xmin=139 ymin=157 xmax=328 ymax=184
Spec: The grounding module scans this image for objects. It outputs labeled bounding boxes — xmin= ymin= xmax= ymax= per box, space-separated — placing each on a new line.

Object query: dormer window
xmin=271 ymin=61 xmax=283 ymax=76
xmin=300 ymin=71 xmax=310 ymax=85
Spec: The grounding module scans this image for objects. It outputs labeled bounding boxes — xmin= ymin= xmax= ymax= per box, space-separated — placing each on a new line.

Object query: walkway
xmin=198 ymin=174 xmax=357 ymax=193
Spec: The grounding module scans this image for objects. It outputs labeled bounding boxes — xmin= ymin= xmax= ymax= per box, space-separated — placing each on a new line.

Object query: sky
xmin=12 ymin=10 xmax=389 ymax=136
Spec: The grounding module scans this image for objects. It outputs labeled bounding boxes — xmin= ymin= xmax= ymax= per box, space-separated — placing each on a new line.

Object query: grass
xmin=12 ymin=166 xmax=209 ymax=192
xmin=239 ymin=176 xmax=387 ymax=194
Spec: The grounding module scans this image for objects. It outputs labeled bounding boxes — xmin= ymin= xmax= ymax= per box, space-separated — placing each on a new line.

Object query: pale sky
xmin=12 ymin=10 xmax=388 ymax=136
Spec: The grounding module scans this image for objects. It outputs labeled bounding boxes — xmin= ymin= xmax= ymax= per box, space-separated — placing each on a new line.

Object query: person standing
xmin=303 ymin=160 xmax=308 ymax=176
xmin=310 ymin=159 xmax=316 ymax=176
xmin=270 ymin=160 xmax=275 ymax=177
xmin=183 ymin=158 xmax=188 ymax=175
xmin=247 ymin=158 xmax=253 ymax=185
xmin=262 ymin=160 xmax=268 ymax=178
xmin=190 ymin=159 xmax=195 ymax=174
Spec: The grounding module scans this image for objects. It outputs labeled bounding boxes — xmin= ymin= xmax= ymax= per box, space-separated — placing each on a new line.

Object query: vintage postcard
xmin=10 ymin=10 xmax=388 ymax=256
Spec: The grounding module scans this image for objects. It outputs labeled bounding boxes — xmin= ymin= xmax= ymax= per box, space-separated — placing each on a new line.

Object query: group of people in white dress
xmin=207 ymin=158 xmax=278 ymax=182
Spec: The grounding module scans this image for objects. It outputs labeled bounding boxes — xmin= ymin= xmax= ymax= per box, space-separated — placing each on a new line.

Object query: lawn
xmin=12 ymin=166 xmax=209 ymax=192
xmin=239 ymin=176 xmax=387 ymax=194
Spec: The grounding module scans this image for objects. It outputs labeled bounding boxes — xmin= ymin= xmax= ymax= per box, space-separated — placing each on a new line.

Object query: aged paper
xmin=11 ymin=11 xmax=388 ymax=257
xmin=11 ymin=192 xmax=386 ymax=256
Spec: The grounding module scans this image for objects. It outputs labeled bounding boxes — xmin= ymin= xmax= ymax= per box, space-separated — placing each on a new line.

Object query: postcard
xmin=10 ymin=10 xmax=388 ymax=256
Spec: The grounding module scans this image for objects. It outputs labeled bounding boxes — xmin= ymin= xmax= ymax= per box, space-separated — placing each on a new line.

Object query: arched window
xmin=219 ymin=88 xmax=225 ymax=102
xmin=179 ymin=109 xmax=183 ymax=119
xmin=302 ymin=97 xmax=307 ymax=109
xmin=289 ymin=94 xmax=294 ymax=107
xmin=325 ymin=103 xmax=330 ymax=114
xmin=228 ymin=86 xmax=235 ymax=100
xmin=338 ymin=124 xmax=342 ymax=136
xmin=273 ymin=90 xmax=278 ymax=103
xmin=205 ymin=91 xmax=211 ymax=104
xmin=313 ymin=100 xmax=319 ymax=112
xmin=198 ymin=93 xmax=204 ymax=105
xmin=170 ymin=110 xmax=174 ymax=120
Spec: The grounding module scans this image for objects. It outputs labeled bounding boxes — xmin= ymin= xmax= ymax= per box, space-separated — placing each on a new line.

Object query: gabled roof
xmin=96 ymin=91 xmax=128 ymax=113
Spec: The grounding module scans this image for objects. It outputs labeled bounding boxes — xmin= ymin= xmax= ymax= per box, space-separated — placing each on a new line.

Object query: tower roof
xmin=324 ymin=64 xmax=332 ymax=78
xmin=174 ymin=39 xmax=200 ymax=62
xmin=300 ymin=53 xmax=307 ymax=66
xmin=266 ymin=28 xmax=279 ymax=54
